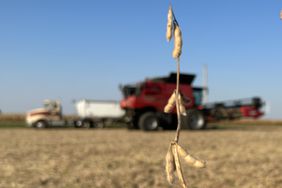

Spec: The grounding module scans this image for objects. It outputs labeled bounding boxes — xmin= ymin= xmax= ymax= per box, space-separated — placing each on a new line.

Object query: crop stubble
xmin=0 ymin=127 xmax=282 ymax=188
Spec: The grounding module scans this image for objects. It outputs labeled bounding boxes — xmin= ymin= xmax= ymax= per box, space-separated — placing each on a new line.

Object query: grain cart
xmin=120 ymin=72 xmax=264 ymax=131
xmin=74 ymin=99 xmax=125 ymax=128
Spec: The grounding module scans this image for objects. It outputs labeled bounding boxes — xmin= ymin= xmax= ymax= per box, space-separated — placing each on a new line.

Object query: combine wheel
xmin=185 ymin=110 xmax=206 ymax=130
xmin=138 ymin=112 xmax=160 ymax=131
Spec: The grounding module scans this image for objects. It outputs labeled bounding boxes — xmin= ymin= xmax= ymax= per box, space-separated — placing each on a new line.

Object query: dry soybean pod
xmin=166 ymin=6 xmax=174 ymax=41
xmin=172 ymin=24 xmax=182 ymax=59
xmin=172 ymin=143 xmax=188 ymax=188
xmin=178 ymin=93 xmax=187 ymax=116
xmin=164 ymin=91 xmax=176 ymax=113
xmin=177 ymin=144 xmax=206 ymax=169
xmin=165 ymin=143 xmax=176 ymax=184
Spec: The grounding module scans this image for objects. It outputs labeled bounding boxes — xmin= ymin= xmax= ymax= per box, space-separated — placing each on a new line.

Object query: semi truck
xmin=26 ymin=100 xmax=67 ymax=128
xmin=26 ymin=72 xmax=264 ymax=130
xmin=26 ymin=100 xmax=125 ymax=128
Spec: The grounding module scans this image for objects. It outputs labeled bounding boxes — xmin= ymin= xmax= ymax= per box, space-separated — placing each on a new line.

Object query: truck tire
xmin=185 ymin=110 xmax=206 ymax=130
xmin=75 ymin=120 xmax=95 ymax=128
xmin=34 ymin=120 xmax=48 ymax=129
xmin=138 ymin=112 xmax=160 ymax=131
xmin=83 ymin=120 xmax=93 ymax=128
xmin=74 ymin=120 xmax=83 ymax=128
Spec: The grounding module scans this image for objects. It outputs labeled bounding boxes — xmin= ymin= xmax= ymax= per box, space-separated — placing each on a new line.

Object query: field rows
xmin=0 ymin=127 xmax=282 ymax=188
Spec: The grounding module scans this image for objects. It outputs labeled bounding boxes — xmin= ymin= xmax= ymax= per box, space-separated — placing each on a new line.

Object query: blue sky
xmin=0 ymin=0 xmax=281 ymax=119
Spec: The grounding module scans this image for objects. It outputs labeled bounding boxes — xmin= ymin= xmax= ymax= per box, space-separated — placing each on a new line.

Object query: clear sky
xmin=0 ymin=0 xmax=281 ymax=119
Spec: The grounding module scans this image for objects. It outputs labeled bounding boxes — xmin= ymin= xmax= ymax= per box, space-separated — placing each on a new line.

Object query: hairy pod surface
xmin=164 ymin=91 xmax=176 ymax=113
xmin=166 ymin=6 xmax=173 ymax=41
xmin=172 ymin=144 xmax=188 ymax=188
xmin=177 ymin=144 xmax=206 ymax=168
xmin=172 ymin=25 xmax=182 ymax=59
xmin=178 ymin=94 xmax=187 ymax=116
xmin=165 ymin=144 xmax=176 ymax=184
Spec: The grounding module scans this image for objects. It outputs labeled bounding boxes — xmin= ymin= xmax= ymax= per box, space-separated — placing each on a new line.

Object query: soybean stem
xmin=174 ymin=58 xmax=181 ymax=143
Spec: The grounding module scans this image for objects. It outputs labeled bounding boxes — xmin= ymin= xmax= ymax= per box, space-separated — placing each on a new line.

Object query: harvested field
xmin=0 ymin=126 xmax=282 ymax=188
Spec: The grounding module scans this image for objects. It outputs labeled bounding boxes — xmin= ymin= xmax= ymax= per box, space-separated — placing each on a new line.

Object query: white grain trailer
xmin=74 ymin=99 xmax=125 ymax=128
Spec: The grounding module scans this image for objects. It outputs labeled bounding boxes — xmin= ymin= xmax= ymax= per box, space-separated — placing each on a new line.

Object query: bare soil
xmin=0 ymin=126 xmax=282 ymax=188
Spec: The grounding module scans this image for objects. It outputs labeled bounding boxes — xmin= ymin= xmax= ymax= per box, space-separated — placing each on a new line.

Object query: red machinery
xmin=120 ymin=73 xmax=264 ymax=131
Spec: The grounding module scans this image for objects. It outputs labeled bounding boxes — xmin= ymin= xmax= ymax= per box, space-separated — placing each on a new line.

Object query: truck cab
xmin=26 ymin=100 xmax=64 ymax=128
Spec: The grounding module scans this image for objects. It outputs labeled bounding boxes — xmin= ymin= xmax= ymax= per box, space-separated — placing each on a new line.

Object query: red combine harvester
xmin=120 ymin=73 xmax=264 ymax=131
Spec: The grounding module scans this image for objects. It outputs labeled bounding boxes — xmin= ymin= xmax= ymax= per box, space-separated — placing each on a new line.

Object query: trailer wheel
xmin=75 ymin=120 xmax=94 ymax=128
xmin=34 ymin=120 xmax=47 ymax=129
xmin=138 ymin=112 xmax=160 ymax=131
xmin=185 ymin=110 xmax=206 ymax=130
xmin=83 ymin=120 xmax=93 ymax=128
xmin=74 ymin=120 xmax=83 ymax=128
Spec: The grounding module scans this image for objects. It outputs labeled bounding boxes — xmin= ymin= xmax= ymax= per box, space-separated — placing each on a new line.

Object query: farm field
xmin=0 ymin=125 xmax=282 ymax=188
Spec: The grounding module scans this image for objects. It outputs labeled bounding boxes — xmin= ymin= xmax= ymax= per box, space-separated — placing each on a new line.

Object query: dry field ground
xmin=0 ymin=125 xmax=282 ymax=188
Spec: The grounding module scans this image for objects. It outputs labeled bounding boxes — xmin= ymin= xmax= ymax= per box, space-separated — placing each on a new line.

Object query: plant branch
xmin=174 ymin=58 xmax=181 ymax=143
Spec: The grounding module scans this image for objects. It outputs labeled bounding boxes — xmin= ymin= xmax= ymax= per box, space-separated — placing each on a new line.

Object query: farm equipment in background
xmin=120 ymin=72 xmax=264 ymax=131
xmin=202 ymin=97 xmax=263 ymax=121
xmin=26 ymin=99 xmax=125 ymax=128
xmin=73 ymin=99 xmax=125 ymax=128
xmin=26 ymin=100 xmax=66 ymax=128
xmin=26 ymin=72 xmax=264 ymax=130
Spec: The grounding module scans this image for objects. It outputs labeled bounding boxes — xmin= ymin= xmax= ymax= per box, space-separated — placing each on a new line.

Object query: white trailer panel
xmin=74 ymin=99 xmax=125 ymax=119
